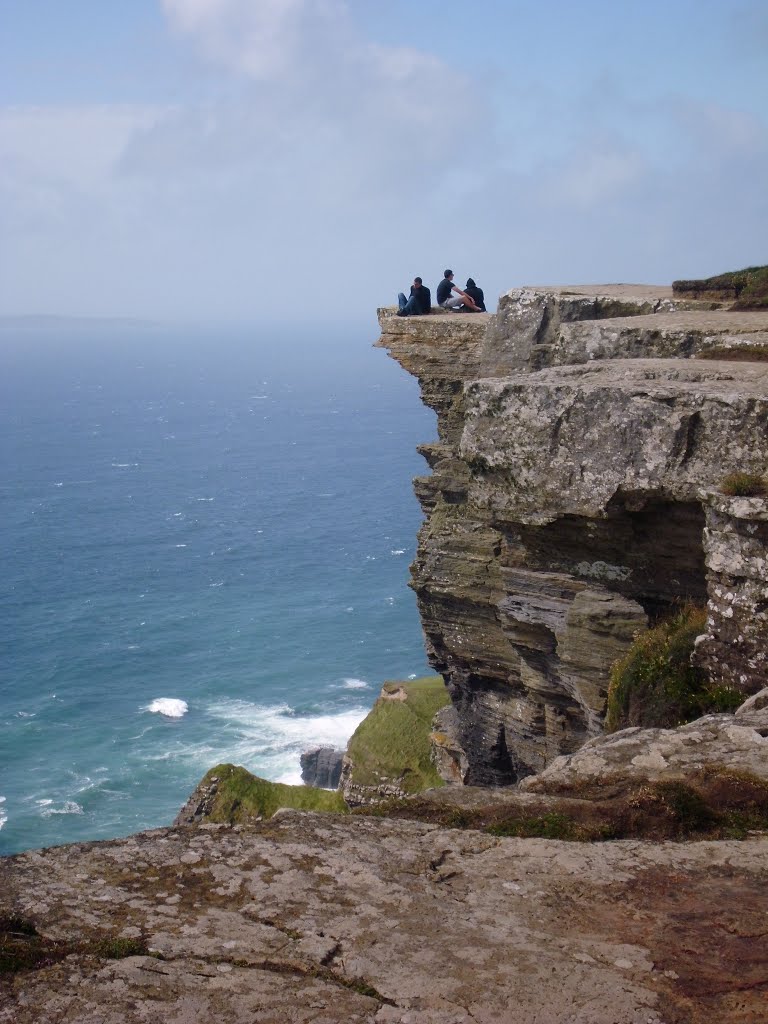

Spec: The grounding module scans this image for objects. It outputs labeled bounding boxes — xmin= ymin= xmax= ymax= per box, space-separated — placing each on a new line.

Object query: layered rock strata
xmin=376 ymin=289 xmax=768 ymax=785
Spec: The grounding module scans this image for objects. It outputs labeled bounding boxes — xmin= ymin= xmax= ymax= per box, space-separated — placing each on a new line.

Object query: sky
xmin=0 ymin=0 xmax=766 ymax=323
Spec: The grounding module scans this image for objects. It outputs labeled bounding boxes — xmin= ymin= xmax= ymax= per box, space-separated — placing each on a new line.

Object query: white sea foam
xmin=341 ymin=678 xmax=369 ymax=690
xmin=145 ymin=698 xmax=189 ymax=718
xmin=201 ymin=699 xmax=369 ymax=781
xmin=0 ymin=797 xmax=6 ymax=831
xmin=35 ymin=799 xmax=53 ymax=807
xmin=390 ymin=549 xmax=406 ymax=556
xmin=41 ymin=800 xmax=83 ymax=817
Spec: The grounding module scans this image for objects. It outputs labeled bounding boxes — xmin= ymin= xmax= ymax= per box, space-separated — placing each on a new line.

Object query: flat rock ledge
xmin=2 ymin=811 xmax=768 ymax=1023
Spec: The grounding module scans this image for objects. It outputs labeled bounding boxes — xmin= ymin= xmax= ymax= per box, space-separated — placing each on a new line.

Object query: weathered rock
xmin=376 ymin=289 xmax=768 ymax=783
xmin=300 ymin=747 xmax=345 ymax=790
xmin=174 ymin=772 xmax=221 ymax=826
xmin=2 ymin=812 xmax=767 ymax=1023
xmin=520 ymin=688 xmax=768 ymax=795
xmin=694 ymin=495 xmax=768 ymax=694
xmin=429 ymin=703 xmax=468 ymax=784
xmin=462 ymin=359 xmax=768 ymax=525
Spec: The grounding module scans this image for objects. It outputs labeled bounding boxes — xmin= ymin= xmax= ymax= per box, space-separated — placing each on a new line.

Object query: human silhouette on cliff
xmin=397 ymin=277 xmax=432 ymax=316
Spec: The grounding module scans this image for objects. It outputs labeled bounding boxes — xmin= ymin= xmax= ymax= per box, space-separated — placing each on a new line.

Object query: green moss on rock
xmin=198 ymin=764 xmax=348 ymax=823
xmin=605 ymin=606 xmax=743 ymax=731
xmin=345 ymin=676 xmax=450 ymax=794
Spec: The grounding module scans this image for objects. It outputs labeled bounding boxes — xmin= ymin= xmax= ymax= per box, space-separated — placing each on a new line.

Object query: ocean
xmin=0 ymin=320 xmax=434 ymax=856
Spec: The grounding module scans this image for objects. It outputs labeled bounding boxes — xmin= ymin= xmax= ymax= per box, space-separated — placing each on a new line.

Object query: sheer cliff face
xmin=376 ymin=288 xmax=768 ymax=785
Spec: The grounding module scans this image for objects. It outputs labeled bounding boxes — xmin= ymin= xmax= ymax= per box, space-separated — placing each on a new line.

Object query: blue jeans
xmin=398 ymin=292 xmax=420 ymax=315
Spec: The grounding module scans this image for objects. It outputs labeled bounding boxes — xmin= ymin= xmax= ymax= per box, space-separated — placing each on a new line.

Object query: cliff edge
xmin=376 ymin=286 xmax=768 ymax=784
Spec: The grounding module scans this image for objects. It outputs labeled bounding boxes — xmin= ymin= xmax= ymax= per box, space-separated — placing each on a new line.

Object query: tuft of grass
xmin=91 ymin=937 xmax=150 ymax=960
xmin=345 ymin=676 xmax=450 ymax=794
xmin=673 ymin=265 xmax=768 ymax=309
xmin=0 ymin=917 xmax=152 ymax=976
xmin=605 ymin=605 xmax=743 ymax=732
xmin=719 ymin=472 xmax=768 ymax=497
xmin=194 ymin=764 xmax=348 ymax=824
xmin=697 ymin=344 xmax=768 ymax=362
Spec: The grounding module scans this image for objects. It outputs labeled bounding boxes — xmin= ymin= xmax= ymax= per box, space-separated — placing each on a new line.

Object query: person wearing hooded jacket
xmin=463 ymin=278 xmax=486 ymax=312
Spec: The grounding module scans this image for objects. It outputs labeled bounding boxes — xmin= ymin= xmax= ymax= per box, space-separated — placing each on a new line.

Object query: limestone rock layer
xmin=376 ymin=289 xmax=768 ymax=784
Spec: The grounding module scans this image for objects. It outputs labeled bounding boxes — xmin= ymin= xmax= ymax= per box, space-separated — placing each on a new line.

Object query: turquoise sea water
xmin=0 ymin=321 xmax=434 ymax=855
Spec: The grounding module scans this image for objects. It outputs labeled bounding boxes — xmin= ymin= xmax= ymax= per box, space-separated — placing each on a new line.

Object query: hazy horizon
xmin=1 ymin=0 xmax=766 ymax=323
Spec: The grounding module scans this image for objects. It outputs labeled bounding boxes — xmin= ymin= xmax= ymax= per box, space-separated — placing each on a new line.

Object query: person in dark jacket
xmin=463 ymin=278 xmax=486 ymax=312
xmin=436 ymin=269 xmax=480 ymax=310
xmin=397 ymin=277 xmax=431 ymax=316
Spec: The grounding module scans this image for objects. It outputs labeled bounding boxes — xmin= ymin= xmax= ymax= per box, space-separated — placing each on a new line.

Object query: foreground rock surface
xmin=2 ymin=811 xmax=767 ymax=1023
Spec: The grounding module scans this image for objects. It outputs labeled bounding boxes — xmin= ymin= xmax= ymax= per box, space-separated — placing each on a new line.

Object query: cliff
xmin=376 ymin=287 xmax=768 ymax=785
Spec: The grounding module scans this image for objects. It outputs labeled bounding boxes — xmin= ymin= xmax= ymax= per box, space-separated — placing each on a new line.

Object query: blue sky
xmin=1 ymin=0 xmax=766 ymax=321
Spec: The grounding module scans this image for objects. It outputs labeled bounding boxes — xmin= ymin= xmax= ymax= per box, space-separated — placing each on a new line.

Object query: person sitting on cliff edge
xmin=397 ymin=277 xmax=432 ymax=316
xmin=463 ymin=277 xmax=486 ymax=312
xmin=436 ymin=269 xmax=481 ymax=311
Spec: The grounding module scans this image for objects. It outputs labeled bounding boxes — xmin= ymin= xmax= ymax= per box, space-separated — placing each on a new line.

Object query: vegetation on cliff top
xmin=197 ymin=764 xmax=348 ymax=824
xmin=605 ymin=606 xmax=742 ymax=732
xmin=345 ymin=676 xmax=449 ymax=794
xmin=672 ymin=264 xmax=768 ymax=309
xmin=359 ymin=765 xmax=768 ymax=842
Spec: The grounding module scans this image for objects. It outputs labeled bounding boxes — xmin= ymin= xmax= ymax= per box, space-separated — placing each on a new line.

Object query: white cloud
xmin=0 ymin=4 xmax=765 ymax=320
xmin=161 ymin=0 xmax=354 ymax=80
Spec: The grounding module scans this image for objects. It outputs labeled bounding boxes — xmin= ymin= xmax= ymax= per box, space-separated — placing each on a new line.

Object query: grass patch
xmin=345 ymin=676 xmax=449 ymax=794
xmin=697 ymin=344 xmax=768 ymax=362
xmin=355 ymin=766 xmax=768 ymax=842
xmin=673 ymin=265 xmax=768 ymax=309
xmin=485 ymin=811 xmax=608 ymax=841
xmin=0 ymin=917 xmax=152 ymax=976
xmin=194 ymin=764 xmax=348 ymax=824
xmin=719 ymin=471 xmax=768 ymax=497
xmin=605 ymin=605 xmax=743 ymax=732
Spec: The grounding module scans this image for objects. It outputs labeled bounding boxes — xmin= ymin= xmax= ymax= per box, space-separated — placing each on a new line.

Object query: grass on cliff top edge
xmin=345 ymin=675 xmax=449 ymax=794
xmin=605 ymin=605 xmax=743 ymax=732
xmin=357 ymin=766 xmax=768 ymax=842
xmin=198 ymin=764 xmax=348 ymax=824
xmin=672 ymin=264 xmax=768 ymax=309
